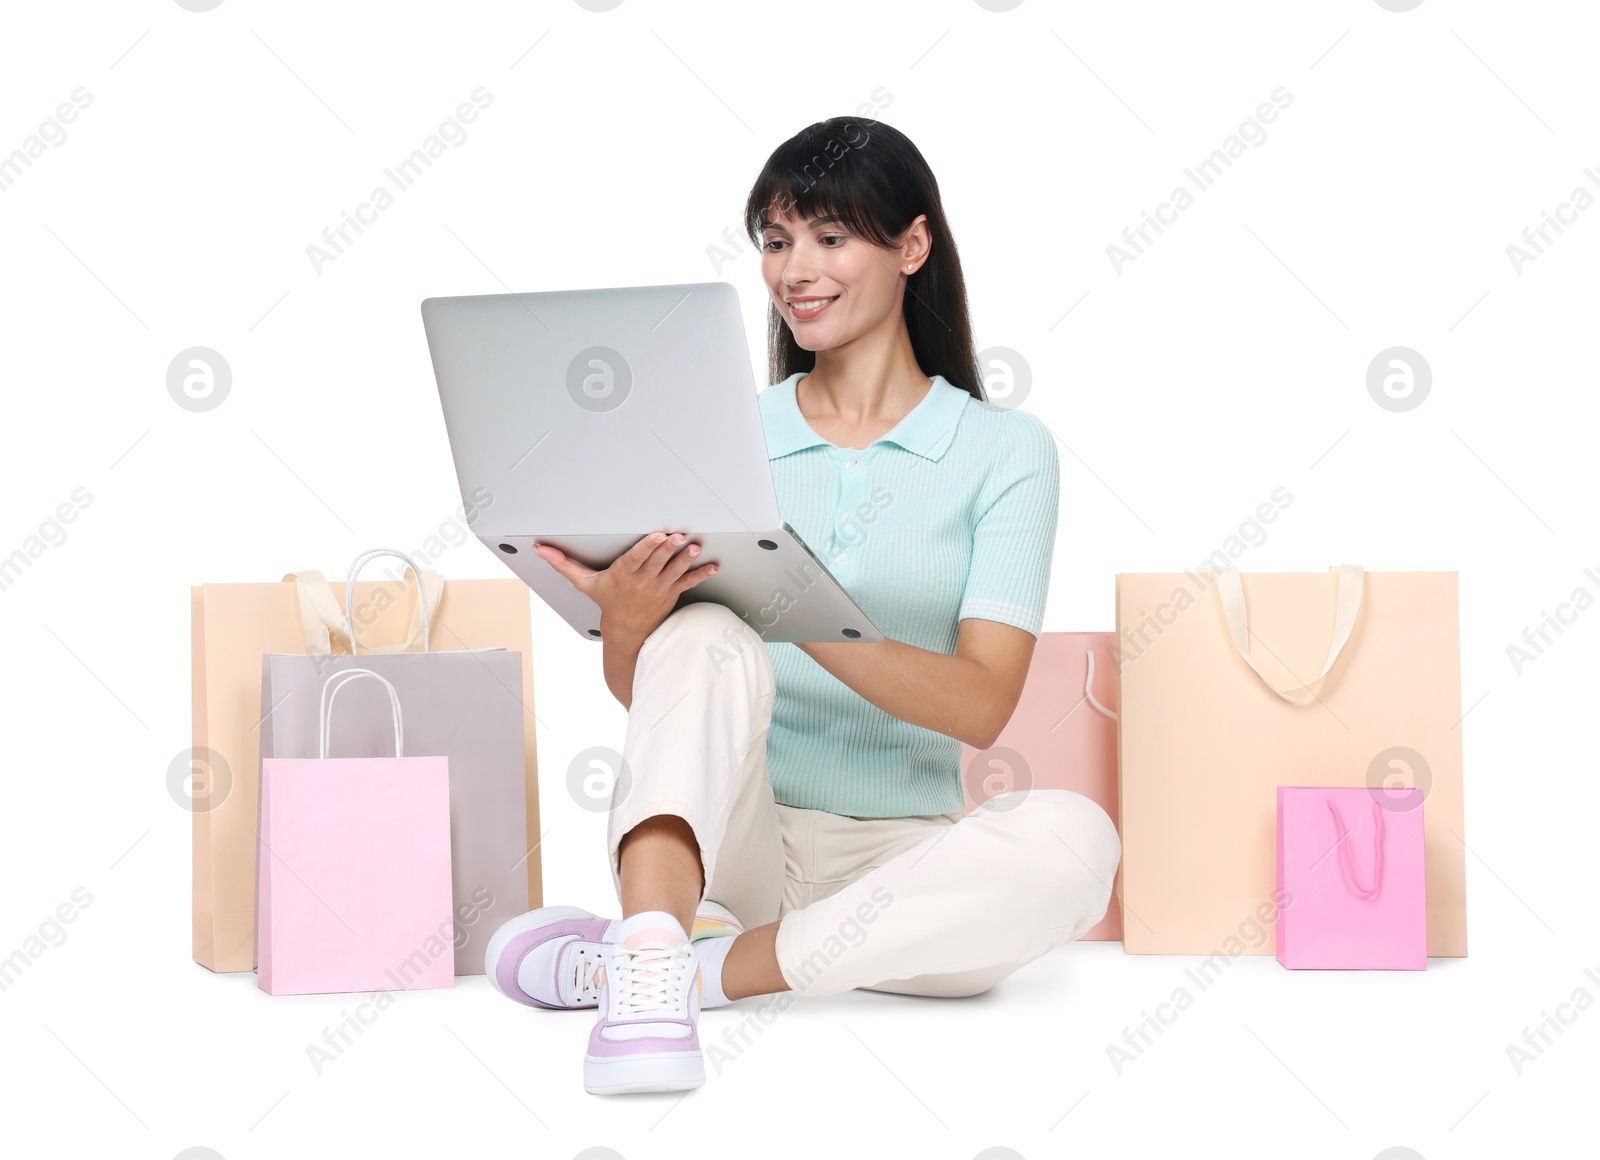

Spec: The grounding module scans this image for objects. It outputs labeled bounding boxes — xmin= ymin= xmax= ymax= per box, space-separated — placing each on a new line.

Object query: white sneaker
xmin=583 ymin=911 xmax=705 ymax=1095
xmin=484 ymin=899 xmax=742 ymax=1011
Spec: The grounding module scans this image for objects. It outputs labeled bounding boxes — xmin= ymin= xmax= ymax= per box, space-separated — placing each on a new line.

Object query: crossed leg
xmin=609 ymin=601 xmax=1121 ymax=1003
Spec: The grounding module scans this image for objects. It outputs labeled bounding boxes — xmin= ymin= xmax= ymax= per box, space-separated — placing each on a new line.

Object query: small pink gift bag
xmin=1276 ymin=786 xmax=1426 ymax=970
xmin=257 ymin=668 xmax=455 ymax=996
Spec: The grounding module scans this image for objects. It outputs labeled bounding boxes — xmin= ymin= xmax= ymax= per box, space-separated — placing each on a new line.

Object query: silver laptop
xmin=420 ymin=281 xmax=883 ymax=643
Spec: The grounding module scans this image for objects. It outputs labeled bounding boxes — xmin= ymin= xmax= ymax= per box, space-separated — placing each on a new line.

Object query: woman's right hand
xmin=533 ymin=531 xmax=719 ymax=644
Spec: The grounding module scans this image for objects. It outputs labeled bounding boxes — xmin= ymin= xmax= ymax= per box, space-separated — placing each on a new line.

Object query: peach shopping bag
xmin=1116 ymin=565 xmax=1466 ymax=957
xmin=961 ymin=632 xmax=1123 ymax=941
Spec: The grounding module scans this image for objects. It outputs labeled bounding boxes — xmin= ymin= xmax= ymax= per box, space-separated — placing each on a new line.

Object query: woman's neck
xmin=796 ymin=345 xmax=932 ymax=451
xmin=799 ymin=344 xmax=931 ymax=428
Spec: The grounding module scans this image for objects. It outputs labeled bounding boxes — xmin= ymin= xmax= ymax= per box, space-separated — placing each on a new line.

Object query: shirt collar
xmin=761 ymin=372 xmax=970 ymax=462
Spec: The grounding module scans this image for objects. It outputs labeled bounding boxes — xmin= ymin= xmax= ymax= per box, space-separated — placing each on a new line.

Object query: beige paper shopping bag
xmin=1116 ymin=566 xmax=1466 ymax=957
xmin=191 ymin=562 xmax=542 ymax=973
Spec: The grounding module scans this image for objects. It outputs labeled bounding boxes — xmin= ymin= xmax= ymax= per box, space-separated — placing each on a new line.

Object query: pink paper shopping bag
xmin=961 ymin=632 xmax=1122 ymax=940
xmin=257 ymin=669 xmax=455 ymax=996
xmin=1276 ymin=786 xmax=1426 ymax=970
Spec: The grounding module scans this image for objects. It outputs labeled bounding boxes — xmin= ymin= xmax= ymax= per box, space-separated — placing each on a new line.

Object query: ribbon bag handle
xmin=1327 ymin=799 xmax=1384 ymax=898
xmin=284 ymin=570 xmax=353 ymax=655
xmin=1084 ymin=647 xmax=1118 ymax=721
xmin=285 ymin=551 xmax=443 ymax=656
xmin=319 ymin=668 xmax=405 ymax=759
xmin=1214 ymin=564 xmax=1364 ymax=705
xmin=345 ymin=549 xmax=435 ymax=655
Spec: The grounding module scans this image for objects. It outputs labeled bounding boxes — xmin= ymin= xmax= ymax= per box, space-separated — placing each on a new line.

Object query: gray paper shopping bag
xmin=258 ymin=549 xmax=531 ymax=975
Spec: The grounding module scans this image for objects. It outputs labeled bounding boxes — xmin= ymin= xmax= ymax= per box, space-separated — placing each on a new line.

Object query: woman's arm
xmin=601 ymin=621 xmax=647 ymax=711
xmin=795 ymin=617 xmax=1037 ymax=750
xmin=532 ymin=531 xmax=720 ymax=712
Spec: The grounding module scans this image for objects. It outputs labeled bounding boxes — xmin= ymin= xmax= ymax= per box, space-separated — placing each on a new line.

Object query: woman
xmin=483 ymin=117 xmax=1121 ymax=1096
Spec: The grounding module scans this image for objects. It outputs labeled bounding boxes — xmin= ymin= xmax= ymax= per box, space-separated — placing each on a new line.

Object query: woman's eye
xmin=762 ymin=236 xmax=844 ymax=252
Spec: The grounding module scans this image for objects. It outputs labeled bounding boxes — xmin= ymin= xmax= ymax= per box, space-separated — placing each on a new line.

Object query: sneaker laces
xmin=571 ymin=946 xmax=605 ymax=1000
xmin=611 ymin=938 xmax=693 ymax=1016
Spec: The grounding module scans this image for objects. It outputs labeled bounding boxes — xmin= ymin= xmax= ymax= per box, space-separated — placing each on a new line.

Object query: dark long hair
xmin=743 ymin=117 xmax=985 ymax=402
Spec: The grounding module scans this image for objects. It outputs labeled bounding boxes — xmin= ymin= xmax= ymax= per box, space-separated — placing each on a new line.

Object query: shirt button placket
xmin=834 ymin=448 xmax=867 ymax=572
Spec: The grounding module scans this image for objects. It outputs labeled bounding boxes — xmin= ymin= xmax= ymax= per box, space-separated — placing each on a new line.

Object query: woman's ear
xmin=900 ymin=213 xmax=932 ymax=270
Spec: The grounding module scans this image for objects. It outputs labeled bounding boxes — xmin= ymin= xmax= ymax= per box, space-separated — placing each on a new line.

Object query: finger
xmin=670 ymin=560 xmax=719 ymax=594
xmin=617 ymin=531 xmax=669 ymax=576
xmin=642 ymin=532 xmax=688 ymax=576
xmin=535 ymin=544 xmax=596 ymax=586
xmin=662 ymin=539 xmax=704 ymax=583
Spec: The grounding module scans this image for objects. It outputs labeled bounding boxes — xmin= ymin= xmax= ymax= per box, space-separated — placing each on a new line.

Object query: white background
xmin=1 ymin=1 xmax=1596 ymax=1157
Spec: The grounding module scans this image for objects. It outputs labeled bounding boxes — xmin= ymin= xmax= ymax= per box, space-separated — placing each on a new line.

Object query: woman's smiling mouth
xmin=787 ymin=295 xmax=838 ymax=321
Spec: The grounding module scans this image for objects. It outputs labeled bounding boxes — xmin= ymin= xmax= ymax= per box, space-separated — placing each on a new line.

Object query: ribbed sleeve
xmin=957 ymin=411 xmax=1060 ymax=637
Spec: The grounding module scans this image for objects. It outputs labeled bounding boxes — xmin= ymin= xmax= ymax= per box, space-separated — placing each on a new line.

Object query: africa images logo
xmin=566 ymin=347 xmax=633 ymax=412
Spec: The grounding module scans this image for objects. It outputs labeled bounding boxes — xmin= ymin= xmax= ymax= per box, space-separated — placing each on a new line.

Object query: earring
xmin=905 ymin=264 xmax=914 ymax=271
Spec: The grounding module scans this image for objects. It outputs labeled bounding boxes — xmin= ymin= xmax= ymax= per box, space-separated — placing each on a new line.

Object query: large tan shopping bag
xmin=259 ymin=550 xmax=532 ymax=976
xmin=1116 ymin=565 xmax=1465 ymax=957
xmin=191 ymin=555 xmax=542 ymax=973
xmin=960 ymin=632 xmax=1123 ymax=941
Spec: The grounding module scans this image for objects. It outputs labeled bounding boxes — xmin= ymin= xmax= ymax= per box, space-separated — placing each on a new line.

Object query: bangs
xmin=744 ymin=124 xmax=895 ymax=250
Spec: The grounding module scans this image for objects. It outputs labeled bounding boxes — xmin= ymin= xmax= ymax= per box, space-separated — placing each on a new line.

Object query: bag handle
xmin=1084 ymin=648 xmax=1118 ymax=721
xmin=1327 ymin=798 xmax=1383 ymax=898
xmin=345 ymin=549 xmax=434 ymax=654
xmin=319 ymin=668 xmax=404 ymax=759
xmin=1214 ymin=564 xmax=1364 ymax=705
xmin=285 ymin=551 xmax=443 ymax=656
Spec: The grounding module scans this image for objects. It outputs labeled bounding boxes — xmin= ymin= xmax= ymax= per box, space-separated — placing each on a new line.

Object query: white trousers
xmin=605 ymin=601 xmax=1121 ymax=1000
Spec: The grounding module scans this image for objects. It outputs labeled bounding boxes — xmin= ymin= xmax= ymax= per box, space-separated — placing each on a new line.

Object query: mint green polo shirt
xmin=757 ymin=371 xmax=1060 ymax=818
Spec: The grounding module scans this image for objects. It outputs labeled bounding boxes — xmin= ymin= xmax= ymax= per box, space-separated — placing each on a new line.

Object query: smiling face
xmin=759 ymin=202 xmax=926 ymax=353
